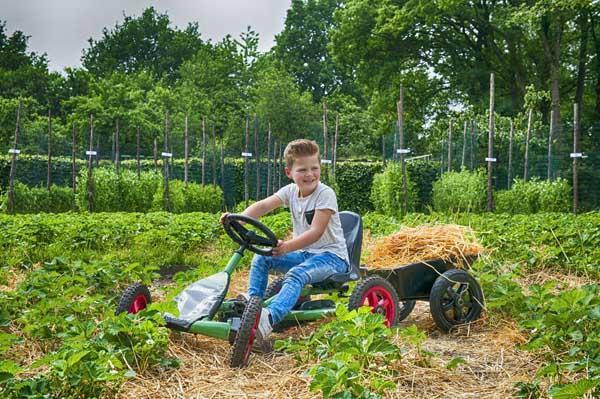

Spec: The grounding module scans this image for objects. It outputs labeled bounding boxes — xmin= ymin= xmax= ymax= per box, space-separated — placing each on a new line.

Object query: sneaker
xmin=254 ymin=308 xmax=273 ymax=353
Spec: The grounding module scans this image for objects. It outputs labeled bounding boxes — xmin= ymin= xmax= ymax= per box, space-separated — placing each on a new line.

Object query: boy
xmin=220 ymin=139 xmax=349 ymax=344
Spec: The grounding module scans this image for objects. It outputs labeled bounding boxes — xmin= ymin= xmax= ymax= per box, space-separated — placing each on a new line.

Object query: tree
xmin=274 ymin=0 xmax=358 ymax=102
xmin=82 ymin=7 xmax=204 ymax=81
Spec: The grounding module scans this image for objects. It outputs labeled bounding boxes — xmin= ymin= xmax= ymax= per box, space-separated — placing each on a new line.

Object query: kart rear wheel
xmin=429 ymin=269 xmax=484 ymax=332
xmin=348 ymin=276 xmax=399 ymax=327
xmin=115 ymin=283 xmax=151 ymax=315
xmin=230 ymin=295 xmax=263 ymax=368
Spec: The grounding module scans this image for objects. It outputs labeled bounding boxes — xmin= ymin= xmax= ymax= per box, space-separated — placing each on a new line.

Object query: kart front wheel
xmin=230 ymin=295 xmax=263 ymax=368
xmin=348 ymin=276 xmax=400 ymax=327
xmin=115 ymin=283 xmax=151 ymax=315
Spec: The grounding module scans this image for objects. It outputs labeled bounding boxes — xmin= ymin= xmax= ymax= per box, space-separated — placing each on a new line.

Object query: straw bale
xmin=366 ymin=224 xmax=483 ymax=269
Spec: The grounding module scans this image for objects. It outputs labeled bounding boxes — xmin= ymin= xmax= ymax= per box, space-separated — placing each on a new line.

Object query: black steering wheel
xmin=222 ymin=214 xmax=278 ymax=256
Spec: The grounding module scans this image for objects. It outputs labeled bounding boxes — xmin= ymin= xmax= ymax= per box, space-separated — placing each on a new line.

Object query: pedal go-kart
xmin=116 ymin=212 xmax=484 ymax=367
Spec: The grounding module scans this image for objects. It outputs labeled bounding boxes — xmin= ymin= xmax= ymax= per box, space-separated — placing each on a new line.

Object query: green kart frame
xmin=116 ymin=212 xmax=484 ymax=368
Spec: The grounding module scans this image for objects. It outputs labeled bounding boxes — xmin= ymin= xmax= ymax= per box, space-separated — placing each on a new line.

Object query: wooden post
xmin=573 ymin=103 xmax=580 ymax=214
xmin=184 ymin=114 xmax=189 ymax=185
xmin=212 ymin=123 xmax=217 ymax=186
xmin=272 ymin=139 xmax=278 ymax=194
xmin=278 ymin=143 xmax=283 ymax=189
xmin=333 ymin=113 xmax=339 ymax=176
xmin=115 ymin=118 xmax=120 ymax=173
xmin=201 ymin=117 xmax=206 ymax=185
xmin=470 ymin=121 xmax=475 ymax=171
xmin=254 ymin=114 xmax=260 ymax=199
xmin=7 ymin=101 xmax=22 ymax=214
xmin=486 ymin=73 xmax=495 ymax=212
xmin=244 ymin=116 xmax=250 ymax=206
xmin=524 ymin=109 xmax=533 ymax=181
xmin=393 ymin=122 xmax=398 ymax=162
xmin=508 ymin=119 xmax=514 ymax=188
xmin=72 ymin=122 xmax=77 ymax=191
xmin=266 ymin=123 xmax=272 ymax=196
xmin=323 ymin=102 xmax=328 ymax=170
xmin=153 ymin=137 xmax=158 ymax=171
xmin=47 ymin=109 xmax=52 ymax=189
xmin=163 ymin=112 xmax=170 ymax=212
xmin=382 ymin=134 xmax=386 ymax=167
xmin=440 ymin=139 xmax=445 ymax=174
xmin=461 ymin=120 xmax=467 ymax=169
xmin=397 ymin=85 xmax=407 ymax=215
xmin=447 ymin=119 xmax=453 ymax=172
xmin=220 ymin=129 xmax=225 ymax=190
xmin=547 ymin=110 xmax=554 ymax=181
xmin=87 ymin=114 xmax=95 ymax=213
xmin=136 ymin=127 xmax=141 ymax=178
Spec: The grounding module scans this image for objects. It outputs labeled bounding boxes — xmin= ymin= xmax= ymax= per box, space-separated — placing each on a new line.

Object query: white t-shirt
xmin=275 ymin=182 xmax=349 ymax=264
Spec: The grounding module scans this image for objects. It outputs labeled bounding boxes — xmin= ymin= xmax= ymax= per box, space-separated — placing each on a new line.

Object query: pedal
xmin=298 ymin=299 xmax=336 ymax=310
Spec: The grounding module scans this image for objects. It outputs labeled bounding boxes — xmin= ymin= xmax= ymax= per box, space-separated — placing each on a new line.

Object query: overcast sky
xmin=1 ymin=0 xmax=292 ymax=72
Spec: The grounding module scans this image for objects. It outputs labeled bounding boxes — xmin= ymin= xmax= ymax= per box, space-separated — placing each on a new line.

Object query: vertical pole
xmin=487 ymin=73 xmax=495 ymax=212
xmin=72 ymin=122 xmax=77 ymax=191
xmin=323 ymin=102 xmax=328 ymax=163
xmin=244 ymin=116 xmax=249 ymax=206
xmin=397 ymin=85 xmax=407 ymax=215
xmin=547 ymin=109 xmax=554 ymax=181
xmin=461 ymin=120 xmax=467 ymax=169
xmin=136 ymin=127 xmax=141 ymax=178
xmin=440 ymin=139 xmax=444 ymax=174
xmin=573 ymin=103 xmax=580 ymax=214
xmin=7 ymin=101 xmax=22 ymax=214
xmin=272 ymin=139 xmax=278 ymax=195
xmin=333 ymin=113 xmax=339 ymax=176
xmin=382 ymin=134 xmax=386 ymax=167
xmin=393 ymin=122 xmax=398 ymax=162
xmin=87 ymin=114 xmax=95 ymax=213
xmin=266 ymin=123 xmax=272 ymax=196
xmin=163 ymin=111 xmax=170 ymax=212
xmin=254 ymin=114 xmax=260 ymax=199
xmin=212 ymin=123 xmax=217 ymax=186
xmin=202 ymin=117 xmax=206 ymax=185
xmin=184 ymin=114 xmax=189 ymax=185
xmin=153 ymin=137 xmax=158 ymax=171
xmin=447 ymin=120 xmax=453 ymax=172
xmin=115 ymin=118 xmax=120 ymax=173
xmin=508 ymin=119 xmax=514 ymax=188
xmin=470 ymin=121 xmax=475 ymax=171
xmin=524 ymin=109 xmax=532 ymax=181
xmin=278 ymin=143 xmax=283 ymax=189
xmin=47 ymin=109 xmax=52 ymax=190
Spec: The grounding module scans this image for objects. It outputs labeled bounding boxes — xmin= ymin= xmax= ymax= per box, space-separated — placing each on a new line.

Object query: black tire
xmin=348 ymin=276 xmax=400 ymax=327
xmin=429 ymin=269 xmax=484 ymax=332
xmin=398 ymin=300 xmax=416 ymax=322
xmin=264 ymin=276 xmax=286 ymax=299
xmin=115 ymin=283 xmax=152 ymax=315
xmin=230 ymin=295 xmax=263 ymax=368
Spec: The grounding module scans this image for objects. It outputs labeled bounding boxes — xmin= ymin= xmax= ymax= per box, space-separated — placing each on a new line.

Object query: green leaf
xmin=549 ymin=379 xmax=600 ymax=399
xmin=446 ymin=357 xmax=467 ymax=370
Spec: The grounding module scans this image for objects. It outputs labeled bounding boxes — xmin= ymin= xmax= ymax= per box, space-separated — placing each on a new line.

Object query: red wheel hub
xmin=361 ymin=286 xmax=396 ymax=327
xmin=128 ymin=294 xmax=148 ymax=314
xmin=243 ymin=310 xmax=261 ymax=365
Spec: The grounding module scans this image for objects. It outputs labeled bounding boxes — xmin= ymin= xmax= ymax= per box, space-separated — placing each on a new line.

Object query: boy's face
xmin=285 ymin=154 xmax=321 ymax=195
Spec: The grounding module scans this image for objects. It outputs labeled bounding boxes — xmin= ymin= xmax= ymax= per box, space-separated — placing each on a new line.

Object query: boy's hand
xmin=272 ymin=240 xmax=289 ymax=257
xmin=219 ymin=212 xmax=230 ymax=225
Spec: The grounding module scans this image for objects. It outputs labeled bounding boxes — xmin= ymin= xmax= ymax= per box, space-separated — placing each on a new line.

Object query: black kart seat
xmin=313 ymin=211 xmax=362 ymax=287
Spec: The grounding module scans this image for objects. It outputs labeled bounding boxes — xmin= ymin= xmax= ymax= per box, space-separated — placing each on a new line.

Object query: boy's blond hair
xmin=284 ymin=139 xmax=320 ymax=168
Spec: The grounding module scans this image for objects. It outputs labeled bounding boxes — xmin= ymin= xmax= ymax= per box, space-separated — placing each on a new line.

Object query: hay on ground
xmin=366 ymin=224 xmax=483 ymax=270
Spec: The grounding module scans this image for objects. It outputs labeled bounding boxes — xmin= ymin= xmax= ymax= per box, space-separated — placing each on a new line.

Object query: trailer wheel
xmin=348 ymin=276 xmax=399 ymax=327
xmin=115 ymin=283 xmax=151 ymax=315
xmin=230 ymin=295 xmax=263 ymax=368
xmin=429 ymin=269 xmax=484 ymax=332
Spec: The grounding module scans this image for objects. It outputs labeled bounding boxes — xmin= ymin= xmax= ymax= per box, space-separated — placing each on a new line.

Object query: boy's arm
xmin=242 ymin=195 xmax=283 ymax=219
xmin=273 ymin=209 xmax=332 ymax=255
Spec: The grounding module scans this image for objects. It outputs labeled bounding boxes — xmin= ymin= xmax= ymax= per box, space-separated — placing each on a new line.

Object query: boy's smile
xmin=285 ymin=154 xmax=321 ymax=197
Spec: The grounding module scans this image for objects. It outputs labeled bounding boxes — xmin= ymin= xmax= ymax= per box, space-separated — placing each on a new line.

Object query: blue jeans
xmin=248 ymin=251 xmax=349 ymax=324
